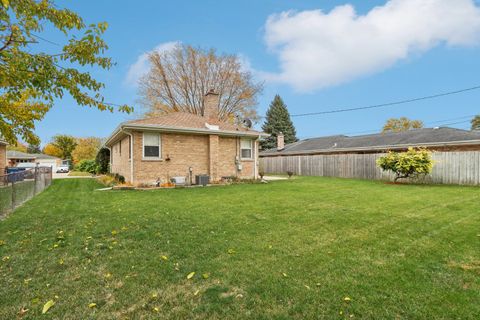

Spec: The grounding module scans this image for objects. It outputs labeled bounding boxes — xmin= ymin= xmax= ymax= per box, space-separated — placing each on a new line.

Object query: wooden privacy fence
xmin=260 ymin=151 xmax=480 ymax=185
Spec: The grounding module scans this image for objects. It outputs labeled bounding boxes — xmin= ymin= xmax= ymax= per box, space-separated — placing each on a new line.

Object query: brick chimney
xmin=203 ymin=89 xmax=219 ymax=121
xmin=277 ymin=132 xmax=285 ymax=151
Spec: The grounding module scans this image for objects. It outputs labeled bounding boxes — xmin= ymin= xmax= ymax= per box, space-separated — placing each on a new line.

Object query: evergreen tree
xmin=27 ymin=143 xmax=41 ymax=154
xmin=261 ymin=95 xmax=297 ymax=150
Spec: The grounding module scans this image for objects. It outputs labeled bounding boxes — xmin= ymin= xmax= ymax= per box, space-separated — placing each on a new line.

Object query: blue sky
xmin=34 ymin=0 xmax=480 ymax=144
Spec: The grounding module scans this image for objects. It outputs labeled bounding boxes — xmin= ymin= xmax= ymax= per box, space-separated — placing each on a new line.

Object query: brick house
xmin=105 ymin=91 xmax=267 ymax=185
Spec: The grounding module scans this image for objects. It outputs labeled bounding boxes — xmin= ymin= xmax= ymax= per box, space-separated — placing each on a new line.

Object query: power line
xmin=298 ymin=115 xmax=475 ymax=139
xmin=286 ymin=85 xmax=480 ymax=118
xmin=30 ymin=33 xmax=60 ymax=46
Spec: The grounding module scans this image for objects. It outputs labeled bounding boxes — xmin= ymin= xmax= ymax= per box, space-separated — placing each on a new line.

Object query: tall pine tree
xmin=261 ymin=95 xmax=297 ymax=150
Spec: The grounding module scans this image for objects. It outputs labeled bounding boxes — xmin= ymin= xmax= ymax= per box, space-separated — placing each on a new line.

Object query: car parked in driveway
xmin=56 ymin=165 xmax=69 ymax=173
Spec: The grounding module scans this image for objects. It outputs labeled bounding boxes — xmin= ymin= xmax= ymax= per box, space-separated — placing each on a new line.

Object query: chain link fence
xmin=0 ymin=166 xmax=53 ymax=218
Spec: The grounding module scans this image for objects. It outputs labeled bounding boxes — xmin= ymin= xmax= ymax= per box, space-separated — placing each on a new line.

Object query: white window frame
xmin=240 ymin=139 xmax=253 ymax=160
xmin=142 ymin=132 xmax=162 ymax=160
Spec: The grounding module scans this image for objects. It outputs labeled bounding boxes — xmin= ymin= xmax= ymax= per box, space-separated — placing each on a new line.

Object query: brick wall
xmin=111 ymin=135 xmax=131 ymax=181
xmin=132 ymin=131 xmax=210 ymax=184
xmin=0 ymin=144 xmax=5 ymax=173
xmin=109 ymin=130 xmax=258 ymax=185
xmin=217 ymin=137 xmax=237 ymax=178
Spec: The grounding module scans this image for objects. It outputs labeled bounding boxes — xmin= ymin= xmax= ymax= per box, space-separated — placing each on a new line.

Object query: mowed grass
xmin=0 ymin=177 xmax=479 ymax=319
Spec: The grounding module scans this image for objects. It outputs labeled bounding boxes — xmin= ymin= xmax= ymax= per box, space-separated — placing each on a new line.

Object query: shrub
xmin=96 ymin=148 xmax=110 ymax=174
xmin=114 ymin=173 xmax=125 ymax=184
xmin=97 ymin=175 xmax=116 ymax=187
xmin=377 ymin=147 xmax=434 ymax=182
xmin=75 ymin=159 xmax=98 ymax=174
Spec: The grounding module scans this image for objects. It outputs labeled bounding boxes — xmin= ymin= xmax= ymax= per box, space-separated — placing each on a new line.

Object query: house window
xmin=240 ymin=139 xmax=253 ymax=159
xmin=143 ymin=132 xmax=161 ymax=159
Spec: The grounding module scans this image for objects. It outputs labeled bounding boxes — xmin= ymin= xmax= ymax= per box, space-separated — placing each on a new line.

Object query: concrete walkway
xmin=263 ymin=176 xmax=289 ymax=181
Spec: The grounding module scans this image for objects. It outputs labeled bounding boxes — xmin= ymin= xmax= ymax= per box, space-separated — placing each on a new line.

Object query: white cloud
xmin=264 ymin=0 xmax=480 ymax=91
xmin=124 ymin=41 xmax=180 ymax=87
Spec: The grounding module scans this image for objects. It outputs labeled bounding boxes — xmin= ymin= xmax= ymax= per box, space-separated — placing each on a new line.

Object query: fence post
xmin=34 ymin=164 xmax=39 ymax=195
xmin=11 ymin=174 xmax=16 ymax=211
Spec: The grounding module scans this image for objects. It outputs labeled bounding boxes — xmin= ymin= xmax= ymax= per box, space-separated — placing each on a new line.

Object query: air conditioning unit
xmin=195 ymin=174 xmax=210 ymax=186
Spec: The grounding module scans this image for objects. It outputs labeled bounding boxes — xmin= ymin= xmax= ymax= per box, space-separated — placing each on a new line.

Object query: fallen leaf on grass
xmin=227 ymin=248 xmax=236 ymax=254
xmin=111 ymin=230 xmax=118 ymax=236
xmin=161 ymin=255 xmax=168 ymax=261
xmin=304 ymin=285 xmax=311 ymax=290
xmin=88 ymin=303 xmax=97 ymax=308
xmin=202 ymin=273 xmax=209 ymax=279
xmin=42 ymin=300 xmax=55 ymax=314
xmin=0 ymin=240 xmax=5 ymax=246
xmin=2 ymin=256 xmax=10 ymax=262
xmin=344 ymin=297 xmax=351 ymax=302
xmin=282 ymin=272 xmax=288 ymax=277
xmin=18 ymin=307 xmax=29 ymax=317
xmin=153 ymin=307 xmax=159 ymax=312
xmin=187 ymin=272 xmax=195 ymax=279
xmin=193 ymin=289 xmax=200 ymax=296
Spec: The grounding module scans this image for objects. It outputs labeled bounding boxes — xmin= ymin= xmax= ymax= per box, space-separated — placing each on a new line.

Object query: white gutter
xmin=260 ymin=139 xmax=480 ymax=157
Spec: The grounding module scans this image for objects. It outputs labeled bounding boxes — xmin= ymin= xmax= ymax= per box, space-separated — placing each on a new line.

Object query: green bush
xmin=96 ymin=148 xmax=110 ymax=174
xmin=377 ymin=147 xmax=434 ymax=182
xmin=75 ymin=159 xmax=98 ymax=174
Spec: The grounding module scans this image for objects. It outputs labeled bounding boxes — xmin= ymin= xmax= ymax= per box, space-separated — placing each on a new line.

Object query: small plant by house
xmin=75 ymin=159 xmax=98 ymax=174
xmin=97 ymin=173 xmax=126 ymax=187
xmin=377 ymin=147 xmax=434 ymax=182
xmin=287 ymin=171 xmax=294 ymax=178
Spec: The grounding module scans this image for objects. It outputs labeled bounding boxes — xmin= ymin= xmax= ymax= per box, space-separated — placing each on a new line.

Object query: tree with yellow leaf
xmin=6 ymin=140 xmax=27 ymax=152
xmin=43 ymin=144 xmax=63 ymax=158
xmin=382 ymin=117 xmax=423 ymax=133
xmin=0 ymin=0 xmax=132 ymax=145
xmin=72 ymin=137 xmax=102 ymax=163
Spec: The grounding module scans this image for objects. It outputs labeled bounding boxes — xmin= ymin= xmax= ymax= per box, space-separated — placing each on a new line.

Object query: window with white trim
xmin=143 ymin=132 xmax=161 ymax=159
xmin=240 ymin=139 xmax=253 ymax=159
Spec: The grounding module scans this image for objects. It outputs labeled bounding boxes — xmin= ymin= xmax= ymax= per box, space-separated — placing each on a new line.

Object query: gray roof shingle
xmin=6 ymin=151 xmax=60 ymax=160
xmin=260 ymin=127 xmax=480 ymax=156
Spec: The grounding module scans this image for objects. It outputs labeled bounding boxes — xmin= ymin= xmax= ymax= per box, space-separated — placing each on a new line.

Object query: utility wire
xmin=287 ymin=85 xmax=480 ymax=118
xmin=298 ymin=116 xmax=475 ymax=139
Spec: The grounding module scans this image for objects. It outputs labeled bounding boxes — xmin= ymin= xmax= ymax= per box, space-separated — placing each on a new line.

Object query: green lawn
xmin=0 ymin=178 xmax=479 ymax=319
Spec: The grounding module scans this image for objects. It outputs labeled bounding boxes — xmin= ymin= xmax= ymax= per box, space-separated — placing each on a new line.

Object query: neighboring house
xmin=105 ymin=91 xmax=267 ymax=185
xmin=0 ymin=139 xmax=6 ymax=174
xmin=260 ymin=127 xmax=480 ymax=185
xmin=6 ymin=150 xmax=36 ymax=167
xmin=261 ymin=127 xmax=480 ymax=156
xmin=6 ymin=151 xmax=62 ymax=171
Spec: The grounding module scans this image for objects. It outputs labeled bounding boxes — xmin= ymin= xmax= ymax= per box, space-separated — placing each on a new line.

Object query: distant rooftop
xmin=7 ymin=151 xmax=60 ymax=160
xmin=260 ymin=127 xmax=480 ymax=156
